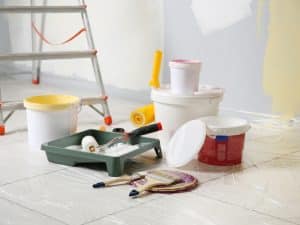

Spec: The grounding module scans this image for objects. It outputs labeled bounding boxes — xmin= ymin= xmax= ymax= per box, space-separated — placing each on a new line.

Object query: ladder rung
xmin=1 ymin=101 xmax=24 ymax=111
xmin=0 ymin=50 xmax=97 ymax=61
xmin=2 ymin=97 xmax=107 ymax=111
xmin=0 ymin=5 xmax=86 ymax=13
xmin=81 ymin=97 xmax=107 ymax=106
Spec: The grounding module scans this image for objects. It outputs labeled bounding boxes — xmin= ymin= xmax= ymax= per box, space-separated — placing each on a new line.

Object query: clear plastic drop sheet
xmin=0 ymin=113 xmax=300 ymax=225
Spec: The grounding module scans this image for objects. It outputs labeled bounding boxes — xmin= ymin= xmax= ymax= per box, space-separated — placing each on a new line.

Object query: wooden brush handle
xmin=104 ymin=175 xmax=133 ymax=186
xmin=105 ymin=174 xmax=144 ymax=187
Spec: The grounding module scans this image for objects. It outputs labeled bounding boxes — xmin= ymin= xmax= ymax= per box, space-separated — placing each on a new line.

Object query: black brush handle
xmin=128 ymin=122 xmax=162 ymax=138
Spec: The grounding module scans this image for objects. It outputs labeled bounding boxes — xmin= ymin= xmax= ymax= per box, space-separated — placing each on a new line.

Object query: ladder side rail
xmin=31 ymin=0 xmax=38 ymax=84
xmin=79 ymin=0 xmax=106 ymax=96
xmin=0 ymin=88 xmax=5 ymax=135
xmin=35 ymin=0 xmax=47 ymax=84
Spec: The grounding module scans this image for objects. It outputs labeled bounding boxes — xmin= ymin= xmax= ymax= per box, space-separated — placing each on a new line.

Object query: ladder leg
xmin=31 ymin=0 xmax=47 ymax=85
xmin=31 ymin=0 xmax=38 ymax=84
xmin=0 ymin=88 xmax=5 ymax=135
xmin=80 ymin=0 xmax=112 ymax=125
xmin=36 ymin=0 xmax=47 ymax=84
xmin=90 ymin=56 xmax=112 ymax=125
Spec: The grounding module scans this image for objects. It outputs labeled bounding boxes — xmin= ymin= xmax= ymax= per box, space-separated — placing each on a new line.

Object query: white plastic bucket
xmin=151 ymin=85 xmax=224 ymax=143
xmin=24 ymin=95 xmax=80 ymax=150
xmin=169 ymin=59 xmax=201 ymax=95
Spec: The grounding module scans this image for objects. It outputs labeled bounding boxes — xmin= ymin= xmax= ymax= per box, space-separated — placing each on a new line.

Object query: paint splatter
xmin=256 ymin=0 xmax=265 ymax=34
xmin=191 ymin=0 xmax=252 ymax=35
xmin=262 ymin=0 xmax=300 ymax=118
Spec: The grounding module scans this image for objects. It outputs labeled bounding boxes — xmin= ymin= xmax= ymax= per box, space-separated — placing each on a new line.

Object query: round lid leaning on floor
xmin=166 ymin=119 xmax=207 ymax=167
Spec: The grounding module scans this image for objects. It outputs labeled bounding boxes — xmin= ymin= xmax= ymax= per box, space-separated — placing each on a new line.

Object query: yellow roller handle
xmin=130 ymin=104 xmax=155 ymax=127
xmin=149 ymin=50 xmax=163 ymax=88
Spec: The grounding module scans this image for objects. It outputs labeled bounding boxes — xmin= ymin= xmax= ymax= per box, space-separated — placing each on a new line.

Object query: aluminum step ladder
xmin=0 ymin=0 xmax=112 ymax=136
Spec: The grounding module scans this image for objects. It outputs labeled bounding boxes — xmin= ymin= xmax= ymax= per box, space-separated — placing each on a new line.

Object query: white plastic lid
xmin=166 ymin=119 xmax=207 ymax=167
xmin=166 ymin=116 xmax=250 ymax=167
xmin=201 ymin=116 xmax=250 ymax=136
xmin=151 ymin=85 xmax=224 ymax=105
xmin=169 ymin=59 xmax=201 ymax=71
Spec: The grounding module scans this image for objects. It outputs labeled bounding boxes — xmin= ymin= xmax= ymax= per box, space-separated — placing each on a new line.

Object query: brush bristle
xmin=131 ymin=173 xmax=144 ymax=181
xmin=147 ymin=170 xmax=182 ymax=183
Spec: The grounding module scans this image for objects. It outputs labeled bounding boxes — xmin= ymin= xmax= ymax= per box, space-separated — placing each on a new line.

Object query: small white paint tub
xmin=169 ymin=59 xmax=202 ymax=95
xmin=151 ymin=85 xmax=224 ymax=141
xmin=24 ymin=95 xmax=80 ymax=150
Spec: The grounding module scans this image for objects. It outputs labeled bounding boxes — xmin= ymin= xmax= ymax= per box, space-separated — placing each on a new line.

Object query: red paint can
xmin=166 ymin=117 xmax=250 ymax=168
xmin=198 ymin=117 xmax=250 ymax=166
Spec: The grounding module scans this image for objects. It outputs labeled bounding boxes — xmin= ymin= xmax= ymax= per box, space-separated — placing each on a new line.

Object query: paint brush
xmin=97 ymin=122 xmax=163 ymax=151
xmin=129 ymin=170 xmax=182 ymax=197
xmin=81 ymin=123 xmax=162 ymax=153
xmin=93 ymin=174 xmax=145 ymax=188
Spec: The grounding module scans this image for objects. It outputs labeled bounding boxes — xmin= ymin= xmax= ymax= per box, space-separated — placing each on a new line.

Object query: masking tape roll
xmin=130 ymin=104 xmax=155 ymax=127
xmin=81 ymin=136 xmax=99 ymax=153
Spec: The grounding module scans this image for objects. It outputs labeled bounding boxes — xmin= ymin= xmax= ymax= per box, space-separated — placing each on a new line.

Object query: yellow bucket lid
xmin=24 ymin=95 xmax=80 ymax=111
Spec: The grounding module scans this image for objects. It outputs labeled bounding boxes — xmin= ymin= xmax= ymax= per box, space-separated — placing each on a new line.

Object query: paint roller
xmin=130 ymin=50 xmax=163 ymax=127
xmin=81 ymin=136 xmax=99 ymax=152
xmin=149 ymin=50 xmax=163 ymax=88
xmin=81 ymin=123 xmax=163 ymax=153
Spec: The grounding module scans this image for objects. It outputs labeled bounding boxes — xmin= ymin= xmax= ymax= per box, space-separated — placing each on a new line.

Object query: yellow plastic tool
xmin=130 ymin=104 xmax=155 ymax=127
xmin=130 ymin=50 xmax=162 ymax=127
xmin=149 ymin=50 xmax=163 ymax=88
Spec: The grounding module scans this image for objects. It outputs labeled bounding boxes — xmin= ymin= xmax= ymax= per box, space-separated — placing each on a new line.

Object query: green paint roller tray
xmin=41 ymin=129 xmax=162 ymax=177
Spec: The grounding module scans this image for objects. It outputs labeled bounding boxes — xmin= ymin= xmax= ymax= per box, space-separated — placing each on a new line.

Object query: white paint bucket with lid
xmin=169 ymin=59 xmax=202 ymax=95
xmin=151 ymin=85 xmax=224 ymax=143
xmin=24 ymin=95 xmax=80 ymax=150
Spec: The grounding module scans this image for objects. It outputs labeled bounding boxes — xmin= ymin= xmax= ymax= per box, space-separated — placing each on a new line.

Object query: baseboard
xmin=1 ymin=64 xmax=150 ymax=104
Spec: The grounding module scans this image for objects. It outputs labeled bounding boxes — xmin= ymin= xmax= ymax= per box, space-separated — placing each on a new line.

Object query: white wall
xmin=0 ymin=0 xmax=13 ymax=73
xmin=163 ymin=0 xmax=272 ymax=114
xmin=4 ymin=0 xmax=164 ymax=90
xmin=3 ymin=0 xmax=274 ymax=114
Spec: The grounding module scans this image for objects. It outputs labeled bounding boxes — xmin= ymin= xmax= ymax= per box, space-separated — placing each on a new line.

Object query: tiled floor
xmin=1 ymin=76 xmax=300 ymax=225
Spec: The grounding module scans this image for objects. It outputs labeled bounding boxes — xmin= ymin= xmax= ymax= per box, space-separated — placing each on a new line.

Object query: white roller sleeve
xmin=81 ymin=136 xmax=99 ymax=152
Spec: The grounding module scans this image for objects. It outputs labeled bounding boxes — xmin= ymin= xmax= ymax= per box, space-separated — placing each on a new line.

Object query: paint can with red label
xmin=198 ymin=117 xmax=250 ymax=166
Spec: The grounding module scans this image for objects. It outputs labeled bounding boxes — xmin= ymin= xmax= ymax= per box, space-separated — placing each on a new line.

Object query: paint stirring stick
xmin=93 ymin=174 xmax=144 ymax=188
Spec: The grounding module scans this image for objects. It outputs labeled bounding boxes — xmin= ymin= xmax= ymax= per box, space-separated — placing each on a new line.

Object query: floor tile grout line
xmin=82 ymin=196 xmax=166 ymax=225
xmin=250 ymin=209 xmax=300 ymax=225
xmin=0 ymin=196 xmax=70 ymax=225
xmin=82 ymin=148 xmax=300 ymax=225
xmin=0 ymin=145 xmax=298 ymax=224
xmin=179 ymin=149 xmax=300 ymax=224
xmin=192 ymin=192 xmax=299 ymax=225
xmin=0 ymin=167 xmax=68 ymax=188
xmin=198 ymin=148 xmax=300 ymax=186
